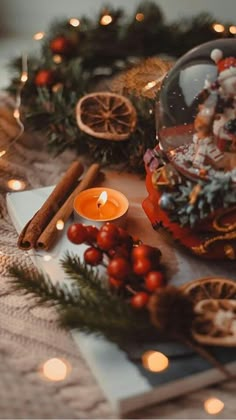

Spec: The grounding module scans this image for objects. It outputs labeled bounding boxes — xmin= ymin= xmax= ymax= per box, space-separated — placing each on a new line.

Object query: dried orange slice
xmin=76 ymin=92 xmax=137 ymax=141
xmin=182 ymin=277 xmax=236 ymax=346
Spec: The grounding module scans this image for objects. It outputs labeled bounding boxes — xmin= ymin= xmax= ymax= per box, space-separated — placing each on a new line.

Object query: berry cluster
xmin=67 ymin=222 xmax=165 ymax=309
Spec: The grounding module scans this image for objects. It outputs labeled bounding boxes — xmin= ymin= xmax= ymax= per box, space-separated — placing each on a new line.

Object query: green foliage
xmin=7 ymin=1 xmax=233 ymax=172
xmin=8 ymin=254 xmax=154 ymax=346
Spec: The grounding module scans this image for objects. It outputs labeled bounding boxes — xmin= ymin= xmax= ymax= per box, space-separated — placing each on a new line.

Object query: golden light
xmin=56 ymin=219 xmax=65 ymax=230
xmin=100 ymin=14 xmax=113 ymax=26
xmin=7 ymin=179 xmax=26 ymax=191
xmin=53 ymin=54 xmax=63 ymax=64
xmin=204 ymin=398 xmax=224 ymax=415
xmin=142 ymin=351 xmax=169 ymax=372
xmin=229 ymin=25 xmax=236 ymax=34
xmin=212 ymin=23 xmax=225 ymax=33
xmin=69 ymin=18 xmax=80 ymax=27
xmin=13 ymin=109 xmax=20 ymax=119
xmin=97 ymin=191 xmax=108 ymax=208
xmin=40 ymin=358 xmax=70 ymax=381
xmin=33 ymin=31 xmax=45 ymax=41
xmin=43 ymin=254 xmax=52 ymax=262
xmin=136 ymin=13 xmax=145 ymax=22
xmin=0 ymin=150 xmax=6 ymax=158
xmin=21 ymin=71 xmax=28 ymax=83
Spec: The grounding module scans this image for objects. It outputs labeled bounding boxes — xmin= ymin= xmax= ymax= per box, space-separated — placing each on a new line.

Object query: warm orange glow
xmin=97 ymin=191 xmax=108 ymax=208
xmin=53 ymin=55 xmax=63 ymax=64
xmin=56 ymin=219 xmax=64 ymax=230
xmin=229 ymin=25 xmax=236 ymax=34
xmin=13 ymin=109 xmax=20 ymax=119
xmin=21 ymin=71 xmax=28 ymax=83
xmin=69 ymin=18 xmax=80 ymax=27
xmin=212 ymin=23 xmax=225 ymax=33
xmin=33 ymin=31 xmax=45 ymax=40
xmin=0 ymin=150 xmax=6 ymax=158
xmin=41 ymin=358 xmax=70 ymax=381
xmin=7 ymin=179 xmax=26 ymax=191
xmin=136 ymin=13 xmax=145 ymax=22
xmin=204 ymin=398 xmax=224 ymax=415
xmin=142 ymin=351 xmax=169 ymax=372
xmin=100 ymin=14 xmax=113 ymax=26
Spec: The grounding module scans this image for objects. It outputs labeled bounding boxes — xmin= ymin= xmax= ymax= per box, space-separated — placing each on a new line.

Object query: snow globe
xmin=143 ymin=39 xmax=236 ymax=259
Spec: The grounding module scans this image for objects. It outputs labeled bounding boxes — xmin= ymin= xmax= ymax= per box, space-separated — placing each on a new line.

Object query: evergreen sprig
xmin=8 ymin=254 xmax=154 ymax=345
xmin=7 ymin=1 xmax=233 ymax=172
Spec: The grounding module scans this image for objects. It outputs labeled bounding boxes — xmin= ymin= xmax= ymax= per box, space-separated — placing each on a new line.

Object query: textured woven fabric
xmin=0 ymin=95 xmax=235 ymax=419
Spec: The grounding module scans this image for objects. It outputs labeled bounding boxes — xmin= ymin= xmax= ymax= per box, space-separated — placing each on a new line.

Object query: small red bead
xmin=130 ymin=292 xmax=149 ymax=309
xmin=67 ymin=223 xmax=88 ymax=244
xmin=86 ymin=225 xmax=99 ymax=243
xmin=133 ymin=257 xmax=153 ymax=276
xmin=107 ymin=257 xmax=131 ymax=280
xmin=145 ymin=271 xmax=165 ymax=291
xmin=84 ymin=247 xmax=103 ymax=266
xmin=97 ymin=230 xmax=118 ymax=250
xmin=108 ymin=277 xmax=124 ymax=288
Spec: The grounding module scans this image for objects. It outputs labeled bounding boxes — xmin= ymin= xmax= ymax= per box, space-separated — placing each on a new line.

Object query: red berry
xmin=117 ymin=227 xmax=133 ymax=248
xmin=107 ymin=257 xmax=131 ymax=280
xmin=35 ymin=69 xmax=55 ymax=86
xmin=130 ymin=292 xmax=149 ymax=309
xmin=97 ymin=230 xmax=118 ymax=251
xmin=108 ymin=277 xmax=124 ymax=288
xmin=84 ymin=247 xmax=103 ymax=266
xmin=133 ymin=257 xmax=153 ymax=276
xmin=67 ymin=223 xmax=88 ymax=244
xmin=132 ymin=244 xmax=161 ymax=263
xmin=113 ymin=244 xmax=131 ymax=259
xmin=100 ymin=223 xmax=119 ymax=236
xmin=145 ymin=271 xmax=165 ymax=291
xmin=50 ymin=36 xmax=73 ymax=55
xmin=86 ymin=225 xmax=99 ymax=243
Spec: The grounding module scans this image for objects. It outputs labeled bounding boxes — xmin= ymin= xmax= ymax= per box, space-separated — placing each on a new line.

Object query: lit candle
xmin=74 ymin=187 xmax=129 ymax=227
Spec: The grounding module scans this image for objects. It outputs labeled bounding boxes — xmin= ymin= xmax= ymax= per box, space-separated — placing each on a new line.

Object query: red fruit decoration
xmin=67 ymin=223 xmax=88 ymax=244
xmin=84 ymin=247 xmax=103 ymax=266
xmin=133 ymin=257 xmax=153 ymax=276
xmin=85 ymin=225 xmax=99 ymax=243
xmin=35 ymin=69 xmax=55 ymax=86
xmin=145 ymin=271 xmax=165 ymax=291
xmin=132 ymin=244 xmax=161 ymax=263
xmin=108 ymin=256 xmax=131 ymax=280
xmin=108 ymin=277 xmax=124 ymax=288
xmin=50 ymin=36 xmax=73 ymax=55
xmin=97 ymin=228 xmax=118 ymax=251
xmin=130 ymin=292 xmax=149 ymax=309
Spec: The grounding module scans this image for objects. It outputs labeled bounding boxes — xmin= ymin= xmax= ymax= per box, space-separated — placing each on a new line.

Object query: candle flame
xmin=97 ymin=191 xmax=108 ymax=208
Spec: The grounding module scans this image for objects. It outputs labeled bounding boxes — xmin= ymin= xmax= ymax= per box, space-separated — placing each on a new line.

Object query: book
xmin=6 ymin=180 xmax=236 ymax=416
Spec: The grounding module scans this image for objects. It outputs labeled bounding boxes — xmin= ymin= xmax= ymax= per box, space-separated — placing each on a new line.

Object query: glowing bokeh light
xmin=43 ymin=254 xmax=52 ymax=262
xmin=41 ymin=358 xmax=70 ymax=381
xmin=56 ymin=219 xmax=65 ymax=230
xmin=100 ymin=14 xmax=113 ymax=26
xmin=0 ymin=150 xmax=6 ymax=158
xmin=204 ymin=398 xmax=224 ymax=415
xmin=212 ymin=23 xmax=225 ymax=33
xmin=53 ymin=55 xmax=63 ymax=64
xmin=7 ymin=179 xmax=26 ymax=191
xmin=21 ymin=72 xmax=28 ymax=83
xmin=136 ymin=13 xmax=145 ymax=22
xmin=69 ymin=18 xmax=80 ymax=27
xmin=229 ymin=25 xmax=236 ymax=34
xmin=142 ymin=351 xmax=169 ymax=372
xmin=33 ymin=31 xmax=45 ymax=40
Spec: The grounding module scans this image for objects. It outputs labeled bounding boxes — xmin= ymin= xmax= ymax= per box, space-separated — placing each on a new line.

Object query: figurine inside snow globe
xmin=143 ymin=39 xmax=236 ymax=260
xmin=157 ymin=39 xmax=236 ymax=179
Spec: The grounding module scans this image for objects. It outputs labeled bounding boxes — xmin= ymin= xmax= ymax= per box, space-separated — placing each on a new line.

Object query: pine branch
xmin=8 ymin=265 xmax=79 ymax=306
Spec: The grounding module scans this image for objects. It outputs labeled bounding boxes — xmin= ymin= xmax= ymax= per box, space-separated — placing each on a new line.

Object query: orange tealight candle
xmin=74 ymin=187 xmax=129 ymax=226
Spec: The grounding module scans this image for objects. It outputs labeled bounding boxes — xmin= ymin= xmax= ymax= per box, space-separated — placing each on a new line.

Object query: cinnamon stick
xmin=36 ymin=163 xmax=101 ymax=250
xmin=18 ymin=161 xmax=84 ymax=250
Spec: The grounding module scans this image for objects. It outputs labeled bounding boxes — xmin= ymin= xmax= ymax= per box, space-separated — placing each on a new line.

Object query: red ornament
xmin=130 ymin=292 xmax=149 ymax=309
xmin=67 ymin=223 xmax=88 ymax=244
xmin=133 ymin=257 xmax=153 ymax=276
xmin=35 ymin=69 xmax=55 ymax=86
xmin=97 ymin=229 xmax=118 ymax=251
xmin=84 ymin=247 xmax=103 ymax=266
xmin=117 ymin=227 xmax=133 ymax=248
xmin=100 ymin=223 xmax=119 ymax=236
xmin=145 ymin=271 xmax=165 ymax=291
xmin=86 ymin=225 xmax=99 ymax=243
xmin=50 ymin=36 xmax=73 ymax=55
xmin=107 ymin=256 xmax=131 ymax=280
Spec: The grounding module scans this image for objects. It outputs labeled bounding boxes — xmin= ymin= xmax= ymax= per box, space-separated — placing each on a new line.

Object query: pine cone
xmin=148 ymin=286 xmax=195 ymax=339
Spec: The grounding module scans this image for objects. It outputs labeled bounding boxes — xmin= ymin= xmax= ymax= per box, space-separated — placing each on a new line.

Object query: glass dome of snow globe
xmin=156 ymin=38 xmax=236 ymax=179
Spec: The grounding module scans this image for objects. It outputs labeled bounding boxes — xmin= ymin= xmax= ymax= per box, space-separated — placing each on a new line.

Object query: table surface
xmin=1 ymin=36 xmax=236 ymax=419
